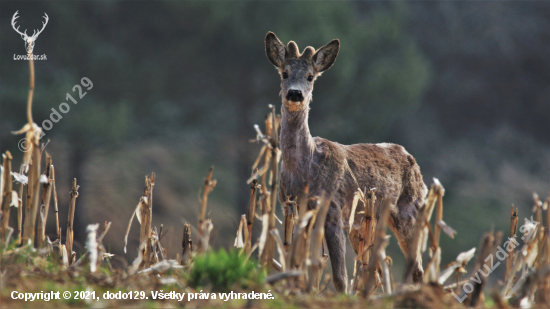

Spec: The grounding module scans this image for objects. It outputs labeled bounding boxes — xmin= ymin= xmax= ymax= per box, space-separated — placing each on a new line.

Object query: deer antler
xmin=11 ymin=11 xmax=28 ymax=38
xmin=30 ymin=13 xmax=49 ymax=39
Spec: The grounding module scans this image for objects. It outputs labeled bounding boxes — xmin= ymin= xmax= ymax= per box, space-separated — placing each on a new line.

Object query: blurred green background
xmin=0 ymin=1 xmax=548 ymax=286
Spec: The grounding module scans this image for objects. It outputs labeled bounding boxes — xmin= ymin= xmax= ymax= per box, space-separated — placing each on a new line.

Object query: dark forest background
xmin=1 ymin=1 xmax=548 ymax=283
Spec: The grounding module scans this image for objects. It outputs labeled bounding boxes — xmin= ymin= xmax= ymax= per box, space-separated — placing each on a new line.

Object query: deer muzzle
xmin=286 ymin=89 xmax=304 ymax=102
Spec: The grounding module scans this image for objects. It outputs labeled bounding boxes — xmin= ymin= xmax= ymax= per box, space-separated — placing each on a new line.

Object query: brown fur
xmin=265 ymin=32 xmax=427 ymax=292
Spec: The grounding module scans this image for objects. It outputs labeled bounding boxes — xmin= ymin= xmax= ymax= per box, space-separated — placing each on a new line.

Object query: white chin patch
xmin=283 ymin=100 xmax=305 ymax=112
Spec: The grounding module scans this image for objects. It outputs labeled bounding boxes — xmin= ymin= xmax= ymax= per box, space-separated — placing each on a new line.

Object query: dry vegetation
xmin=0 ymin=55 xmax=549 ymax=309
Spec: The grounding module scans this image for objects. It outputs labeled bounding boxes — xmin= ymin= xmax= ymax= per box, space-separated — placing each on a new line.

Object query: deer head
xmin=11 ymin=11 xmax=49 ymax=54
xmin=265 ymin=32 xmax=339 ymax=112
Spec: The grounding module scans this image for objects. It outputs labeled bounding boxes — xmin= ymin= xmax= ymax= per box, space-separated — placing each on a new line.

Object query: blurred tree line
xmin=0 ymin=1 xmax=548 ymax=280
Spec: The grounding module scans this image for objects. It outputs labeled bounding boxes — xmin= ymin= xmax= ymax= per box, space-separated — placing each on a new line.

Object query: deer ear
xmin=265 ymin=32 xmax=287 ymax=68
xmin=313 ymin=39 xmax=340 ymax=72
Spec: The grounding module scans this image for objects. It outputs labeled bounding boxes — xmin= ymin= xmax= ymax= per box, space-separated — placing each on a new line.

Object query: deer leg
xmin=324 ymin=201 xmax=348 ymax=292
xmin=389 ymin=200 xmax=424 ymax=284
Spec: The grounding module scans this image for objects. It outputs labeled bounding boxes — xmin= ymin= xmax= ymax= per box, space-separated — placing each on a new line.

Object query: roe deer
xmin=265 ymin=32 xmax=427 ymax=292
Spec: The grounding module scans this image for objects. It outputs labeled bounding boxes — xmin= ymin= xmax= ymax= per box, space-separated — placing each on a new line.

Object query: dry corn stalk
xmin=283 ymin=197 xmax=295 ymax=251
xmin=532 ymin=194 xmax=547 ymax=270
xmin=505 ymin=206 xmax=519 ymax=281
xmin=533 ymin=193 xmax=543 ymax=231
xmin=402 ymin=203 xmax=427 ymax=285
xmin=247 ymin=113 xmax=273 ymax=185
xmin=536 ymin=197 xmax=550 ymax=304
xmin=37 ymin=153 xmax=53 ymax=247
xmin=361 ymin=188 xmax=377 ymax=287
xmin=430 ymin=179 xmax=445 ymax=279
xmin=285 ymin=200 xmax=318 ymax=289
xmin=308 ymin=192 xmax=331 ymax=292
xmin=123 ymin=172 xmax=156 ymax=271
xmin=512 ymin=265 xmax=550 ymax=307
xmin=16 ymin=170 xmax=24 ymax=245
xmin=152 ymin=226 xmax=166 ymax=262
xmin=467 ymin=230 xmax=503 ymax=307
xmin=364 ymin=198 xmax=393 ymax=297
xmin=270 ymin=229 xmax=286 ymax=272
xmin=250 ymin=108 xmax=283 ymax=222
xmin=542 ymin=197 xmax=550 ymax=303
xmin=423 ymin=216 xmax=440 ymax=283
xmin=363 ymin=188 xmax=377 ymax=260
xmin=1 ymin=151 xmax=13 ymax=245
xmin=420 ymin=183 xmax=438 ymax=253
xmin=198 ymin=166 xmax=216 ymax=253
xmin=499 ymin=194 xmax=550 ymax=306
xmin=344 ymin=159 xmax=378 ymax=294
xmin=235 ymin=214 xmax=250 ymax=256
xmin=140 ymin=181 xmax=153 ymax=267
xmin=138 ymin=173 xmax=155 ymax=269
xmin=0 ymin=154 xmax=5 ymax=212
xmin=242 ymin=215 xmax=250 ymax=255
xmin=433 ymin=179 xmax=445 ymax=246
xmin=65 ymin=178 xmax=79 ymax=264
xmin=351 ymin=187 xmax=376 ymax=294
xmin=181 ymin=223 xmax=192 ymax=265
xmin=258 ymin=210 xmax=270 ymax=262
xmin=51 ymin=165 xmax=61 ymax=242
xmin=124 ymin=197 xmax=145 ymax=253
xmin=21 ymin=131 xmax=42 ymax=246
xmin=422 ymin=179 xmax=454 ymax=284
xmin=247 ymin=178 xmax=259 ymax=252
xmin=258 ymin=106 xmax=281 ymax=272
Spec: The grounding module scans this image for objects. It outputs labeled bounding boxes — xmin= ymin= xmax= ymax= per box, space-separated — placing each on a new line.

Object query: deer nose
xmin=286 ymin=90 xmax=303 ymax=102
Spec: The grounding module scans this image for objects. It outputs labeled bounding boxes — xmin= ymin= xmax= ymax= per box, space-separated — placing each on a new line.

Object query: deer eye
xmin=307 ymin=76 xmax=314 ymax=82
xmin=282 ymin=72 xmax=289 ymax=79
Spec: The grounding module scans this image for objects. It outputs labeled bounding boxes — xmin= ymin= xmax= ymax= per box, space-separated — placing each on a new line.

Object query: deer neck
xmin=279 ymin=104 xmax=315 ymax=174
